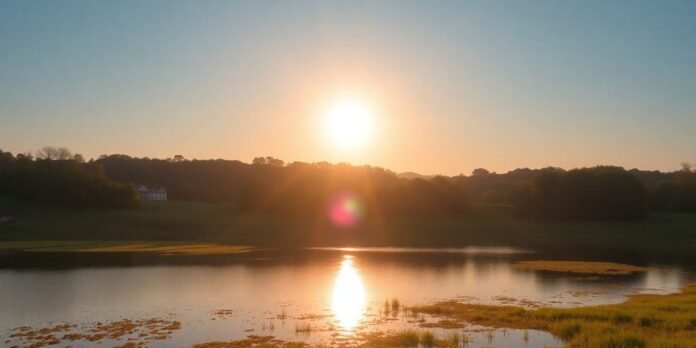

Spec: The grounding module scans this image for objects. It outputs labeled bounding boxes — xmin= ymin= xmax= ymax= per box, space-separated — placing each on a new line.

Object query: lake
xmin=1 ymin=247 xmax=694 ymax=347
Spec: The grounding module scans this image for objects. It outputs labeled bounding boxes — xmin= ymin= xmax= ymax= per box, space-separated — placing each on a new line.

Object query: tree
xmin=173 ymin=155 xmax=185 ymax=162
xmin=251 ymin=156 xmax=284 ymax=166
xmin=265 ymin=156 xmax=284 ymax=167
xmin=472 ymin=168 xmax=490 ymax=176
xmin=36 ymin=146 xmax=72 ymax=160
xmin=517 ymin=167 xmax=646 ymax=219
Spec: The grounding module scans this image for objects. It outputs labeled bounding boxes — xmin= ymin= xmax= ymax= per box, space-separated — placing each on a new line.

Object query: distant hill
xmin=397 ymin=172 xmax=434 ymax=180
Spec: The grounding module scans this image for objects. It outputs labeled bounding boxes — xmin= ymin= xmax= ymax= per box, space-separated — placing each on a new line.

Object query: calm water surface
xmin=1 ymin=247 xmax=694 ymax=347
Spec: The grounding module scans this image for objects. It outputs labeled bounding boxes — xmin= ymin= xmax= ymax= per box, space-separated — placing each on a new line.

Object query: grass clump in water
xmin=294 ymin=322 xmax=312 ymax=333
xmin=443 ymin=331 xmax=462 ymax=348
xmin=359 ymin=329 xmax=469 ymax=348
xmin=391 ymin=298 xmax=401 ymax=313
xmin=420 ymin=330 xmax=435 ymax=347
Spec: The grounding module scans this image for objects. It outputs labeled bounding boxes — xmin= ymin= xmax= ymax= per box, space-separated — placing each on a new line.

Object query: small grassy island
xmin=512 ymin=260 xmax=649 ymax=275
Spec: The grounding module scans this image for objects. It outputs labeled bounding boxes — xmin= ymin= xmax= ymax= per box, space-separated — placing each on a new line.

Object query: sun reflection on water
xmin=331 ymin=255 xmax=366 ymax=331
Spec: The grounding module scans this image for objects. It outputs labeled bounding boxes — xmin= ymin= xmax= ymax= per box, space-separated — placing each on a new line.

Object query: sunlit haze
xmin=1 ymin=1 xmax=695 ymax=175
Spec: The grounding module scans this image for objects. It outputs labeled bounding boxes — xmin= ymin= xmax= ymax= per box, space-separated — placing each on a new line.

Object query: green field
xmin=2 ymin=197 xmax=696 ymax=264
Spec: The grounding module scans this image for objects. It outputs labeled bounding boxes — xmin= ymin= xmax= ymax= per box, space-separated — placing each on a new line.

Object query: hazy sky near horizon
xmin=1 ymin=0 xmax=695 ymax=175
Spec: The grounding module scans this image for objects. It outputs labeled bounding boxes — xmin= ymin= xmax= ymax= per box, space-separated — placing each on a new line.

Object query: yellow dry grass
xmin=409 ymin=284 xmax=696 ymax=347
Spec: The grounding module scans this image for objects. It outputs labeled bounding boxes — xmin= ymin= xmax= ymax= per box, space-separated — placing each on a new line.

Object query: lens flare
xmin=328 ymin=191 xmax=363 ymax=227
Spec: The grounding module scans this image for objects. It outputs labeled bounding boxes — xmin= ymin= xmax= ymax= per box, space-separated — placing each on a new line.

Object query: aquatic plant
xmin=420 ymin=330 xmax=435 ymax=347
xmin=294 ymin=322 xmax=312 ymax=333
xmin=7 ymin=318 xmax=181 ymax=347
xmin=383 ymin=299 xmax=391 ymax=316
xmin=391 ymin=298 xmax=401 ymax=313
xmin=485 ymin=330 xmax=494 ymax=343
xmin=445 ymin=331 xmax=461 ymax=347
xmin=392 ymin=329 xmax=420 ymax=346
xmin=193 ymin=335 xmax=306 ymax=348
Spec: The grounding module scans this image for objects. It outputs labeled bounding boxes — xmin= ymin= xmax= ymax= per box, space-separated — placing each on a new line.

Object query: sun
xmin=324 ymin=98 xmax=373 ymax=150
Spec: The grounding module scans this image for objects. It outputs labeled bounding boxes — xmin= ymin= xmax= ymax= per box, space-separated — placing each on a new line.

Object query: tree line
xmin=0 ymin=147 xmax=137 ymax=208
xmin=2 ymin=147 xmax=695 ymax=219
xmin=96 ymin=154 xmax=468 ymax=217
xmin=96 ymin=153 xmax=696 ymax=219
xmin=452 ymin=163 xmax=696 ymax=216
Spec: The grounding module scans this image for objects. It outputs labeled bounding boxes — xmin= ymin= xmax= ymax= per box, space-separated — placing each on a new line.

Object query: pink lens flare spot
xmin=328 ymin=191 xmax=363 ymax=228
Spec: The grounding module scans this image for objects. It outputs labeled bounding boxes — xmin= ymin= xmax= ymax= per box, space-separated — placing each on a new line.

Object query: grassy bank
xmin=409 ymin=284 xmax=696 ymax=347
xmin=0 ymin=240 xmax=254 ymax=255
xmin=2 ymin=197 xmax=696 ymax=264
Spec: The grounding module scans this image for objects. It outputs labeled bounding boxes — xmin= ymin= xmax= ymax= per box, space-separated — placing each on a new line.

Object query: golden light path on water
xmin=331 ymin=255 xmax=366 ymax=331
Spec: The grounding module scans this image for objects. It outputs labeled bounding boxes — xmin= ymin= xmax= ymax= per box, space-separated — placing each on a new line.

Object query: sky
xmin=1 ymin=0 xmax=695 ymax=175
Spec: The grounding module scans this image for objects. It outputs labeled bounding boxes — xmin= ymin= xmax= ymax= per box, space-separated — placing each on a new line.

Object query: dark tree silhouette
xmin=0 ymin=148 xmax=137 ymax=208
xmin=35 ymin=146 xmax=73 ymax=160
xmin=4 ymin=147 xmax=693 ymax=217
xmin=471 ymin=168 xmax=490 ymax=176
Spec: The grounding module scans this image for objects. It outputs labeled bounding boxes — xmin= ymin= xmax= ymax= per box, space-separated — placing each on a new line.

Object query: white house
xmin=138 ymin=185 xmax=168 ymax=201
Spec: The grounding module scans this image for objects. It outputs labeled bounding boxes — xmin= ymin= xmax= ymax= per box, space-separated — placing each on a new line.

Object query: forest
xmin=2 ymin=147 xmax=696 ymax=219
xmin=0 ymin=148 xmax=137 ymax=208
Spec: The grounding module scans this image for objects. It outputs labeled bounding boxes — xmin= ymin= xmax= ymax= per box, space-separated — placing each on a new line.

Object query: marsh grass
xmin=445 ymin=331 xmax=461 ymax=347
xmin=8 ymin=318 xmax=181 ymax=347
xmin=261 ymin=321 xmax=275 ymax=332
xmin=420 ymin=330 xmax=435 ymax=347
xmin=513 ymin=261 xmax=648 ymax=275
xmin=359 ymin=329 xmax=470 ymax=348
xmin=391 ymin=298 xmax=401 ymax=313
xmin=359 ymin=329 xmax=420 ymax=347
xmin=193 ymin=335 xmax=306 ymax=348
xmin=295 ymin=322 xmax=312 ymax=333
xmin=409 ymin=284 xmax=696 ymax=347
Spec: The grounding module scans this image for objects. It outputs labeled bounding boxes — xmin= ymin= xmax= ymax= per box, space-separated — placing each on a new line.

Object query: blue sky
xmin=1 ymin=0 xmax=695 ymax=174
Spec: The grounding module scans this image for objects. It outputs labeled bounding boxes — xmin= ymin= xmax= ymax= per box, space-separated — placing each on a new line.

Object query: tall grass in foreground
xmin=409 ymin=284 xmax=696 ymax=347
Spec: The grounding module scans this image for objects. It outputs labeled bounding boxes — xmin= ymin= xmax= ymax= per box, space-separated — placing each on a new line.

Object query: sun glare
xmin=331 ymin=256 xmax=366 ymax=330
xmin=324 ymin=98 xmax=373 ymax=150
